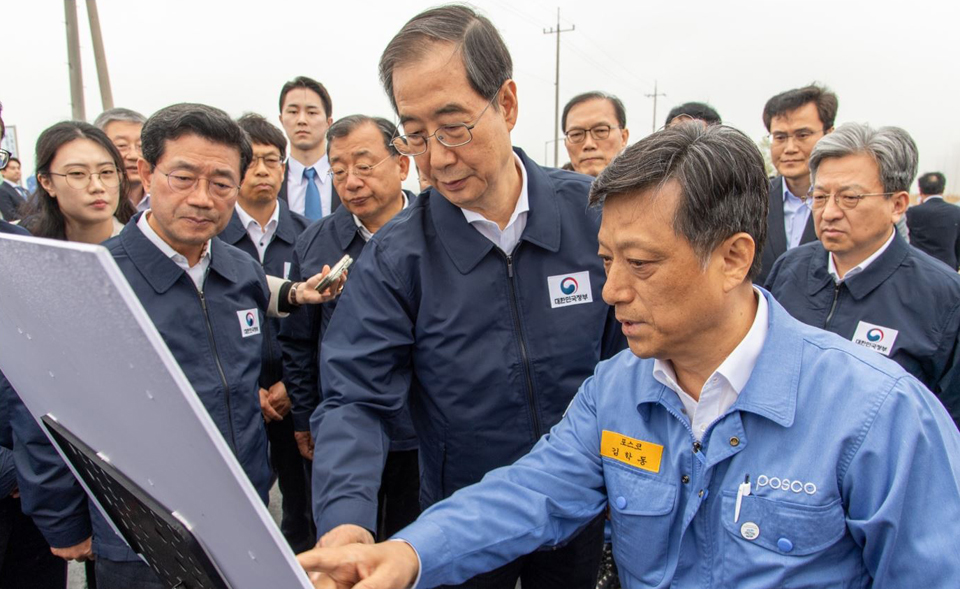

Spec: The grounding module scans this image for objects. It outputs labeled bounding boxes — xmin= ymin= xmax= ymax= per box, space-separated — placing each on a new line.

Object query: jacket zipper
xmin=197 ymin=289 xmax=238 ymax=452
xmin=825 ymin=283 xmax=842 ymax=327
xmin=503 ymin=252 xmax=543 ymax=439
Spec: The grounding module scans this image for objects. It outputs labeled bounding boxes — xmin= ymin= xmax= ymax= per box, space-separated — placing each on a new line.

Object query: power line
xmin=543 ymin=8 xmax=575 ymax=168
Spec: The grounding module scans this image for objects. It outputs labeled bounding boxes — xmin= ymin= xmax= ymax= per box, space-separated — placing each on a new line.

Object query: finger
xmin=297 ymin=547 xmax=340 ymax=573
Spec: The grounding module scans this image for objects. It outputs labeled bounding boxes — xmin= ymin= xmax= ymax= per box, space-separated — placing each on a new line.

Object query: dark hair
xmin=326 ymin=115 xmax=399 ymax=156
xmin=665 ymin=102 xmax=721 ymax=126
xmin=20 ymin=121 xmax=135 ymax=240
xmin=562 ymin=92 xmax=627 ymax=132
xmin=590 ymin=123 xmax=769 ymax=280
xmin=279 ymin=76 xmax=332 ymax=118
xmin=141 ymin=103 xmax=252 ymax=179
xmin=0 ymin=101 xmax=5 ymax=139
xmin=918 ymin=172 xmax=946 ymax=196
xmin=762 ymin=84 xmax=838 ymax=132
xmin=237 ymin=113 xmax=287 ymax=160
xmin=7 ymin=156 xmax=19 ymax=166
xmin=379 ymin=5 xmax=513 ymax=112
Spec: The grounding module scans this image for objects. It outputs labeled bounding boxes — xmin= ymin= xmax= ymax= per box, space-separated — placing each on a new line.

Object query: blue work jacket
xmin=311 ymin=148 xmax=625 ymax=536
xmin=398 ymin=290 xmax=960 ymax=589
xmin=280 ymin=192 xmax=418 ymax=452
xmin=765 ymin=233 xmax=960 ymax=427
xmin=6 ymin=216 xmax=273 ymax=561
xmin=218 ymin=200 xmax=310 ymax=388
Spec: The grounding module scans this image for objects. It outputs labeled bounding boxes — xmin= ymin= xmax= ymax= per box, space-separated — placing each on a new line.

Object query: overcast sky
xmin=3 ymin=0 xmax=959 ymax=193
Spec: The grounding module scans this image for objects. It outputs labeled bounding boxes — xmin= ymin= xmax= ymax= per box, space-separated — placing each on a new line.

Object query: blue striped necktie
xmin=303 ymin=167 xmax=322 ymax=220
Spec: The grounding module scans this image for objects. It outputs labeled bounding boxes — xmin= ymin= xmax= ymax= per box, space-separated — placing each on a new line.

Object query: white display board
xmin=0 ymin=233 xmax=311 ymax=588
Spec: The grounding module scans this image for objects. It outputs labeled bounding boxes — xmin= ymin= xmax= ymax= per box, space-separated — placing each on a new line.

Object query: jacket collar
xmin=635 ymin=288 xmax=798 ymax=429
xmin=332 ymin=202 xmax=363 ymax=251
xmin=221 ymin=199 xmax=300 ymax=247
xmin=430 ymin=147 xmax=562 ymax=275
xmin=805 ymin=232 xmax=910 ymax=300
xmin=120 ymin=212 xmax=238 ymax=294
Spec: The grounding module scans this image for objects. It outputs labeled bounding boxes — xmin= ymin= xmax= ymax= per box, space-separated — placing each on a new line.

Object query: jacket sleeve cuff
xmin=316 ymin=496 xmax=378 ymax=540
xmin=394 ymin=519 xmax=452 ymax=589
xmin=292 ymin=408 xmax=313 ymax=433
xmin=38 ymin=510 xmax=92 ymax=549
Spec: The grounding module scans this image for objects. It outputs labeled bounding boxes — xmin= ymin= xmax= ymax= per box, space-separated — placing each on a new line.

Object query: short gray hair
xmin=379 ymin=5 xmax=512 ymax=112
xmin=92 ymin=107 xmax=146 ymax=131
xmin=590 ymin=123 xmax=770 ymax=280
xmin=326 ymin=115 xmax=399 ymax=156
xmin=809 ymin=123 xmax=918 ymax=193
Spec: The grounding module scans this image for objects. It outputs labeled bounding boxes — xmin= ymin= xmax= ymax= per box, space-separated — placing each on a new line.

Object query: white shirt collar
xmin=136 ymin=193 xmax=151 ymax=213
xmin=110 ymin=217 xmax=124 ymax=238
xmin=354 ymin=192 xmax=409 ymax=242
xmin=924 ymin=194 xmax=944 ymax=202
xmin=235 ymin=201 xmax=279 ymax=232
xmin=828 ymin=229 xmax=896 ymax=283
xmin=653 ymin=288 xmax=769 ymax=437
xmin=288 ymin=154 xmax=331 ymax=185
xmin=461 ymin=153 xmax=529 ymax=253
xmin=137 ymin=211 xmax=212 ymax=290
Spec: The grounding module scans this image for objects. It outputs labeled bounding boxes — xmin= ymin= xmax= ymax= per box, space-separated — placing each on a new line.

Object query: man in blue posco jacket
xmin=766 ymin=123 xmax=960 ymax=428
xmin=218 ymin=113 xmax=315 ymax=552
xmin=298 ymin=123 xmax=960 ymax=589
xmin=308 ymin=6 xmax=625 ymax=587
xmin=280 ymin=115 xmax=421 ymax=541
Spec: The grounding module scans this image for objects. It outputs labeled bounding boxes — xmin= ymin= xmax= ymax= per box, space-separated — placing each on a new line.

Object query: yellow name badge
xmin=601 ymin=430 xmax=664 ymax=474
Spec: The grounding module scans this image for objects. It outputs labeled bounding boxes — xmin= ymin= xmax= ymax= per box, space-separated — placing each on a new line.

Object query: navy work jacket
xmin=310 ymin=148 xmax=626 ymax=536
xmin=280 ymin=191 xmax=418 ymax=454
xmin=219 ymin=199 xmax=310 ymax=388
xmin=766 ymin=233 xmax=960 ymax=427
xmin=6 ymin=216 xmax=273 ymax=561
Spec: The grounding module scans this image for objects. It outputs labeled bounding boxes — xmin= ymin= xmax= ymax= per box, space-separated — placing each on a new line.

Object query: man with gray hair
xmin=93 ymin=107 xmax=148 ymax=211
xmin=299 ymin=122 xmax=960 ymax=589
xmin=766 ymin=122 xmax=960 ymax=427
xmin=306 ymin=5 xmax=624 ymax=588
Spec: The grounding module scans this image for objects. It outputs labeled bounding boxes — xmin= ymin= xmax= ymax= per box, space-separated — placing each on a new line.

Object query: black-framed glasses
xmin=768 ymin=129 xmax=822 ymax=145
xmin=249 ymin=155 xmax=285 ymax=170
xmin=564 ymin=124 xmax=620 ymax=144
xmin=802 ymin=192 xmax=896 ymax=210
xmin=0 ymin=149 xmax=9 ymax=170
xmin=47 ymin=168 xmax=121 ymax=189
xmin=156 ymin=168 xmax=239 ymax=199
xmin=391 ymin=94 xmax=498 ymax=157
xmin=329 ymin=154 xmax=393 ymax=182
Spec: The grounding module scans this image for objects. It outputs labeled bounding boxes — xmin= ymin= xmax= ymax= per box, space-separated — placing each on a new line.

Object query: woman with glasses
xmin=20 ymin=121 xmax=135 ymax=243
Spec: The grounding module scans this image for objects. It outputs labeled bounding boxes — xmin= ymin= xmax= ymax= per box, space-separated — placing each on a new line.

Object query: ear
xmin=620 ymin=127 xmax=630 ymax=148
xmin=38 ymin=174 xmax=56 ymax=198
xmin=824 ymin=126 xmax=835 ymax=135
xmin=398 ymin=155 xmax=410 ymax=181
xmin=890 ymin=190 xmax=909 ymax=221
xmin=498 ymin=80 xmax=519 ymax=132
xmin=137 ymin=157 xmax=153 ymax=194
xmin=715 ymin=232 xmax=756 ymax=291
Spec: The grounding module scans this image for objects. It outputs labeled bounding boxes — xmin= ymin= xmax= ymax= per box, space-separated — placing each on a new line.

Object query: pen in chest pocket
xmin=734 ymin=474 xmax=751 ymax=523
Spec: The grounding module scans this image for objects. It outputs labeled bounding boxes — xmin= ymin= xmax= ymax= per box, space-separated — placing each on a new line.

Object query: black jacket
xmin=0 ymin=183 xmax=26 ymax=222
xmin=757 ymin=176 xmax=816 ymax=284
xmin=906 ymin=197 xmax=960 ymax=270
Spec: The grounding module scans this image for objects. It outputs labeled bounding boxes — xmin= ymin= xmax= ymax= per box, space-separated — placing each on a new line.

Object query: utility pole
xmin=64 ymin=0 xmax=85 ymax=121
xmin=543 ymin=8 xmax=574 ymax=167
xmin=86 ymin=0 xmax=114 ymax=111
xmin=645 ymin=80 xmax=666 ymax=133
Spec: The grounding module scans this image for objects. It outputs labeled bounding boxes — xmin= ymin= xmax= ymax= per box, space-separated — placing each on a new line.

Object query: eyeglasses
xmin=768 ymin=129 xmax=822 ymax=145
xmin=802 ymin=192 xmax=895 ymax=210
xmin=329 ymin=154 xmax=393 ymax=182
xmin=391 ymin=94 xmax=498 ymax=157
xmin=564 ymin=124 xmax=620 ymax=144
xmin=156 ymin=169 xmax=239 ymax=199
xmin=0 ymin=149 xmax=9 ymax=170
xmin=47 ymin=168 xmax=121 ymax=189
xmin=249 ymin=155 xmax=285 ymax=170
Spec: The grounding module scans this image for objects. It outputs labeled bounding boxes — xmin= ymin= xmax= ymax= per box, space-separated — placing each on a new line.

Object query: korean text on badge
xmin=601 ymin=430 xmax=663 ymax=473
